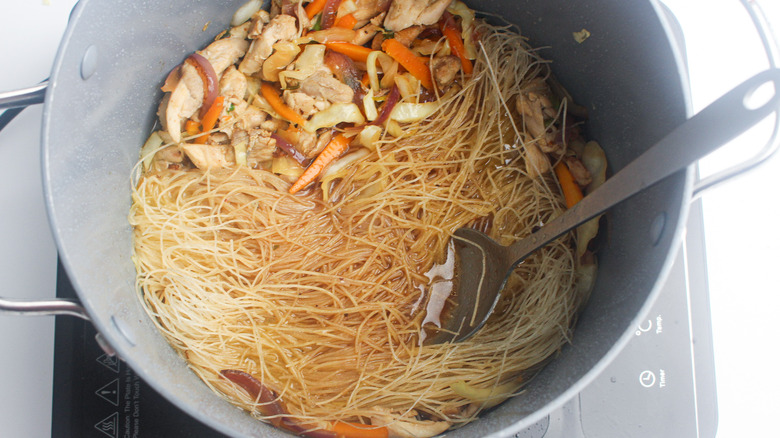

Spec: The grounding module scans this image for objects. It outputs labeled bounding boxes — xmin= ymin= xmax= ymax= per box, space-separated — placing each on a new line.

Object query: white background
xmin=0 ymin=0 xmax=778 ymax=436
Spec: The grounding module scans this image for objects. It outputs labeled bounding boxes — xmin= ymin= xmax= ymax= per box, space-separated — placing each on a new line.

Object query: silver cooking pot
xmin=0 ymin=0 xmax=777 ymax=436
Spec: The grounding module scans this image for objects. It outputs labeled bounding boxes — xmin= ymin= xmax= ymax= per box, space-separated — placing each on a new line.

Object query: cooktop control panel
xmin=517 ymin=201 xmax=717 ymax=438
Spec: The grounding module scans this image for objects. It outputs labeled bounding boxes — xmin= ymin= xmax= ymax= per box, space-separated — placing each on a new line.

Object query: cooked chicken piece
xmin=181 ymin=144 xmax=235 ymax=169
xmin=352 ymin=0 xmax=392 ymax=21
xmin=371 ymin=33 xmax=385 ymax=51
xmin=300 ymin=70 xmax=354 ymax=103
xmin=384 ymin=0 xmax=453 ymax=31
xmin=200 ymin=38 xmax=250 ymax=75
xmin=432 ymin=55 xmax=461 ymax=87
xmin=369 ymin=408 xmax=451 ymax=438
xmin=284 ymin=90 xmax=331 ymax=117
xmin=297 ymin=129 xmax=332 ymax=158
xmin=564 ymin=156 xmax=593 ymax=187
xmin=151 ymin=145 xmax=185 ymax=171
xmin=160 ymin=64 xmax=203 ymax=143
xmin=257 ymin=122 xmax=279 ymax=136
xmin=394 ymin=25 xmax=425 ymax=47
xmin=248 ymin=10 xmax=271 ymax=38
xmin=208 ymin=132 xmax=231 ymax=145
xmin=516 ymin=92 xmax=561 ymax=153
xmin=231 ymin=129 xmax=249 ymax=148
xmin=237 ymin=105 xmax=268 ymax=130
xmin=525 ymin=142 xmax=551 ymax=179
xmin=370 ymin=11 xmax=387 ymax=26
xmin=160 ymin=37 xmax=249 ymax=143
xmin=245 ymin=129 xmax=277 ymax=167
xmin=239 ymin=14 xmax=297 ymax=75
xmin=219 ymin=66 xmax=248 ymax=100
xmin=352 ymin=23 xmax=382 ymax=46
xmin=227 ymin=21 xmax=252 ymax=40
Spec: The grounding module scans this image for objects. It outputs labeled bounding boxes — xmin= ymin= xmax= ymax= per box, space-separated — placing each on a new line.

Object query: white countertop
xmin=0 ymin=1 xmax=778 ymax=437
xmin=0 ymin=1 xmax=77 ymax=437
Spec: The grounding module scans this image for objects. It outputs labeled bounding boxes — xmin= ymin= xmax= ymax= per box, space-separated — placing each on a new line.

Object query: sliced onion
xmin=185 ymin=53 xmax=219 ymax=118
xmin=372 ymin=85 xmax=400 ymax=125
xmin=324 ymin=49 xmax=364 ymax=104
xmin=221 ymin=370 xmax=335 ymax=437
xmin=231 ymin=0 xmax=262 ymax=26
xmin=271 ymin=133 xmax=308 ymax=165
xmin=221 ymin=370 xmax=285 ymax=426
xmin=320 ymin=0 xmax=342 ymax=29
xmin=160 ymin=66 xmax=181 ymax=92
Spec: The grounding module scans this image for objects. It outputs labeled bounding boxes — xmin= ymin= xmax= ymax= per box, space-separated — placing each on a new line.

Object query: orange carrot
xmin=332 ymin=422 xmax=389 ymax=438
xmin=194 ymin=96 xmax=224 ymax=144
xmin=260 ymin=82 xmax=307 ymax=127
xmin=325 ymin=41 xmax=373 ymax=63
xmin=184 ymin=119 xmax=200 ymax=137
xmin=554 ymin=161 xmax=584 ymax=208
xmin=442 ymin=24 xmax=473 ymax=75
xmin=305 ymin=0 xmax=328 ymax=19
xmin=334 ymin=13 xmax=358 ymax=29
xmin=382 ymin=38 xmax=433 ymax=90
xmin=289 ymin=134 xmax=351 ymax=194
xmin=360 ymin=71 xmax=370 ymax=87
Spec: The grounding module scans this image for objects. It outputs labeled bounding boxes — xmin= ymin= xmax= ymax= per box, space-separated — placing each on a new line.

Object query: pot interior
xmin=42 ymin=0 xmax=689 ymax=436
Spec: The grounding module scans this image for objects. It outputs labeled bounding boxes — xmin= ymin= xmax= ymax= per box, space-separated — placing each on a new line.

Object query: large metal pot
xmin=0 ymin=0 xmax=776 ymax=436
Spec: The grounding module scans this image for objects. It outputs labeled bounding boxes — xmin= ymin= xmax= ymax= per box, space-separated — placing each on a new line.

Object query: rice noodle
xmin=130 ymin=22 xmax=589 ymax=431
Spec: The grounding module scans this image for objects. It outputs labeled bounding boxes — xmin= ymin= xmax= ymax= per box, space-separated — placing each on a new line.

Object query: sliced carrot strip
xmin=381 ymin=38 xmax=433 ymax=90
xmin=554 ymin=161 xmax=584 ymax=208
xmin=194 ymin=96 xmax=224 ymax=144
xmin=260 ymin=82 xmax=307 ymax=127
xmin=305 ymin=0 xmax=328 ymax=19
xmin=442 ymin=24 xmax=473 ymax=75
xmin=334 ymin=13 xmax=358 ymax=29
xmin=184 ymin=119 xmax=200 ymax=137
xmin=289 ymin=134 xmax=351 ymax=194
xmin=360 ymin=71 xmax=370 ymax=87
xmin=332 ymin=421 xmax=389 ymax=438
xmin=325 ymin=41 xmax=373 ymax=63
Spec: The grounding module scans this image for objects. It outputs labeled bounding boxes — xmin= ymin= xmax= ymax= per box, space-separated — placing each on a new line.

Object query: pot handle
xmin=0 ymin=297 xmax=88 ymax=319
xmin=692 ymin=0 xmax=780 ymax=197
xmin=0 ymin=81 xmax=48 ymax=132
xmin=0 ymin=83 xmax=94 ymax=322
xmin=0 ymin=82 xmax=47 ymax=110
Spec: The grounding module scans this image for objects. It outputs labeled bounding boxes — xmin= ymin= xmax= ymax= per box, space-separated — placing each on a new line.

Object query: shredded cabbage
xmin=272 ymin=155 xmax=304 ymax=178
xmin=140 ymin=131 xmax=164 ymax=171
xmin=450 ymin=379 xmax=521 ymax=409
xmin=304 ymin=103 xmax=365 ymax=132
xmin=390 ymin=102 xmax=439 ymax=123
xmin=447 ymin=0 xmax=477 ymax=59
xmin=357 ymin=125 xmax=383 ymax=150
xmin=320 ymin=148 xmax=370 ymax=201
xmin=363 ymin=89 xmax=378 ymax=121
xmin=233 ymin=141 xmax=248 ymax=167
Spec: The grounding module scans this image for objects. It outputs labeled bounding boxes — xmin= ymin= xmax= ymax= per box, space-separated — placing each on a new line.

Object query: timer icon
xmin=639 ymin=370 xmax=656 ymax=388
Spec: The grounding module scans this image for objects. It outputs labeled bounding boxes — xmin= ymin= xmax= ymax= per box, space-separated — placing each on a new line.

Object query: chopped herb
xmin=227 ymin=103 xmax=236 ymax=113
xmin=312 ymin=15 xmax=322 ymax=31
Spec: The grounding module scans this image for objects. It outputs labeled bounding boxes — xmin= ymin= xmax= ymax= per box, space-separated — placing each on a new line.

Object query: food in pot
xmin=130 ymin=0 xmax=606 ymax=436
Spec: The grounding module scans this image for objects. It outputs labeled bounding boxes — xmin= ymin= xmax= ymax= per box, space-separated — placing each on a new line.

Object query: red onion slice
xmin=324 ymin=50 xmax=365 ymax=105
xmin=320 ymin=0 xmax=342 ymax=29
xmin=271 ymin=133 xmax=309 ymax=165
xmin=185 ymin=53 xmax=219 ymax=119
xmin=372 ymin=85 xmax=400 ymax=126
xmin=220 ymin=370 xmax=335 ymax=437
